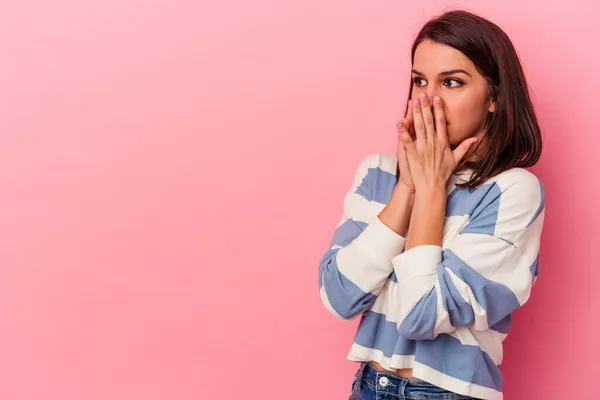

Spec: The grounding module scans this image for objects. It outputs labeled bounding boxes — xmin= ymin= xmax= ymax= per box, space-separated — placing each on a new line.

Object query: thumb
xmin=452 ymin=137 xmax=478 ymax=165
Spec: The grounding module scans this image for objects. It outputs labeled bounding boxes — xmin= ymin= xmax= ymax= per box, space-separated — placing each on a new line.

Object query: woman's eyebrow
xmin=411 ymin=69 xmax=472 ymax=78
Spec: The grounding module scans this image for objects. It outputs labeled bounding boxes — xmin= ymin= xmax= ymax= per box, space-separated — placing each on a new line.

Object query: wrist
xmin=415 ymin=183 xmax=447 ymax=198
xmin=393 ymin=186 xmax=416 ymax=214
xmin=406 ymin=187 xmax=446 ymax=250
xmin=393 ymin=182 xmax=416 ymax=201
xmin=379 ymin=182 xmax=415 ymax=238
xmin=414 ymin=185 xmax=447 ymax=214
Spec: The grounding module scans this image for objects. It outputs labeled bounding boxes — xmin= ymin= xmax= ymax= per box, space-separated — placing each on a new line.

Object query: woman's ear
xmin=488 ymin=98 xmax=496 ymax=113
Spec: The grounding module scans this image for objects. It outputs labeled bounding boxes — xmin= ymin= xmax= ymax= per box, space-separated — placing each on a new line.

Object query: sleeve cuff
xmin=392 ymin=245 xmax=442 ymax=281
xmin=351 ymin=215 xmax=406 ymax=264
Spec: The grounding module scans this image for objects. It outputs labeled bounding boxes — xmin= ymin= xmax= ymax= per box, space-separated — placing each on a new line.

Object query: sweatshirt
xmin=317 ymin=152 xmax=545 ymax=400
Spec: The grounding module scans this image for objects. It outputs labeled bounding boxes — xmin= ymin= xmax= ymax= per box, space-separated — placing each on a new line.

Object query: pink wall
xmin=0 ymin=1 xmax=597 ymax=398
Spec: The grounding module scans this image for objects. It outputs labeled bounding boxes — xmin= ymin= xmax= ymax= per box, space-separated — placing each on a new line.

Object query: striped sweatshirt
xmin=317 ymin=152 xmax=545 ymax=400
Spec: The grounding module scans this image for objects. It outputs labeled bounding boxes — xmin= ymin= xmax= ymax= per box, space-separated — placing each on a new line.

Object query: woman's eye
xmin=444 ymin=79 xmax=463 ymax=88
xmin=412 ymin=77 xmax=425 ymax=86
xmin=412 ymin=77 xmax=463 ymax=88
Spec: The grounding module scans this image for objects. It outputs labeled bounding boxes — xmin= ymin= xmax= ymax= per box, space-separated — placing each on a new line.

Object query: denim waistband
xmin=352 ymin=362 xmax=470 ymax=399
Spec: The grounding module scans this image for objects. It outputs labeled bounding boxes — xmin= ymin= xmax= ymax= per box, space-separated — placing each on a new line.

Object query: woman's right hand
xmin=395 ymin=100 xmax=416 ymax=193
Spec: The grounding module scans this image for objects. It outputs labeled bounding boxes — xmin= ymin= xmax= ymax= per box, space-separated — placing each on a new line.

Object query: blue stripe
xmin=442 ymin=249 xmax=520 ymax=328
xmin=416 ymin=333 xmax=503 ymax=390
xmin=355 ymin=311 xmax=502 ymax=390
xmin=356 ymin=166 xmax=396 ymax=205
xmin=454 ymin=183 xmax=502 ymax=237
xmin=472 ymin=349 xmax=504 ymax=390
xmin=319 ymin=247 xmax=376 ymax=318
xmin=355 ymin=310 xmax=416 ymax=357
xmin=489 ymin=314 xmax=512 ymax=334
xmin=330 ymin=218 xmax=368 ymax=248
xmin=446 ymin=182 xmax=499 ymax=215
xmin=446 ymin=182 xmax=501 ymax=237
xmin=398 ymin=287 xmax=437 ymax=340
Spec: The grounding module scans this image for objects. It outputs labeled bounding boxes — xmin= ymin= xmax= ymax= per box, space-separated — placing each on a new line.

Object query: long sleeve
xmin=318 ymin=154 xmax=407 ymax=320
xmin=391 ymin=170 xmax=545 ymax=340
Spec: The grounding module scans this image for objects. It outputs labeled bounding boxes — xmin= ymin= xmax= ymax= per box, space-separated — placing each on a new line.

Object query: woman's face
xmin=410 ymin=39 xmax=495 ymax=150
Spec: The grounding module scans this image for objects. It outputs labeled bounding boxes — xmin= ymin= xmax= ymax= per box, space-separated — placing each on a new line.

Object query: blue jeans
xmin=349 ymin=362 xmax=478 ymax=400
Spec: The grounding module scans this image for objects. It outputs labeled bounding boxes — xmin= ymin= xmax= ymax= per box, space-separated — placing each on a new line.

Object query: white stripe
xmin=336 ymin=215 xmax=405 ymax=294
xmin=392 ymin=245 xmax=441 ymax=324
xmin=450 ymin=232 xmax=539 ymax=305
xmin=335 ymin=191 xmax=372 ymax=227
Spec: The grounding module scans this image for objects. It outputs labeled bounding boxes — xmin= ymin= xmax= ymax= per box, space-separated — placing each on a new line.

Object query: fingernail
xmin=420 ymin=93 xmax=427 ymax=101
xmin=413 ymin=99 xmax=420 ymax=106
xmin=434 ymin=96 xmax=441 ymax=104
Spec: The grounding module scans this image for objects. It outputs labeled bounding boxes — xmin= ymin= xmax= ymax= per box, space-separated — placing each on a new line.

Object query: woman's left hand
xmin=398 ymin=93 xmax=478 ymax=191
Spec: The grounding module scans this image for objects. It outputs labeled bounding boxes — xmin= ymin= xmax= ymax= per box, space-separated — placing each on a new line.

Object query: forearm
xmin=377 ymin=185 xmax=415 ymax=238
xmin=320 ymin=181 xmax=413 ymax=320
xmin=405 ymin=185 xmax=446 ymax=251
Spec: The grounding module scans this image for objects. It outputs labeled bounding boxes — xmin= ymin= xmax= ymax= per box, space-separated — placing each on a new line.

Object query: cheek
xmin=443 ymin=100 xmax=481 ymax=144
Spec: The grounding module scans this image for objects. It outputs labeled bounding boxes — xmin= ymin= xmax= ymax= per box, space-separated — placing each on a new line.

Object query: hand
xmin=398 ymin=94 xmax=478 ymax=190
xmin=395 ymin=100 xmax=416 ymax=193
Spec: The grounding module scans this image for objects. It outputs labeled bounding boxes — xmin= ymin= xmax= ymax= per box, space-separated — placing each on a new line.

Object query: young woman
xmin=317 ymin=10 xmax=545 ymax=400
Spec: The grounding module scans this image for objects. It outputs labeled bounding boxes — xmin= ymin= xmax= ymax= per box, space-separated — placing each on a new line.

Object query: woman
xmin=317 ymin=9 xmax=545 ymax=400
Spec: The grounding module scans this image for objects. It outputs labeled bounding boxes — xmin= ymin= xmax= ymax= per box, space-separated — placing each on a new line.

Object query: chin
xmin=446 ymin=134 xmax=458 ymax=149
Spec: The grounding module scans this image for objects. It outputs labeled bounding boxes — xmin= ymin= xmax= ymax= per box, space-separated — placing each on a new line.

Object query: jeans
xmin=349 ymin=362 xmax=479 ymax=400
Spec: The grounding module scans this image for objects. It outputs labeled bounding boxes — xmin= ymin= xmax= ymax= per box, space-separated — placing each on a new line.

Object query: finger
xmin=398 ymin=129 xmax=418 ymax=161
xmin=397 ymin=120 xmax=411 ymax=146
xmin=397 ymin=139 xmax=413 ymax=179
xmin=418 ymin=93 xmax=436 ymax=142
xmin=432 ymin=96 xmax=448 ymax=145
xmin=397 ymin=123 xmax=414 ymax=146
xmin=396 ymin=119 xmax=409 ymax=137
xmin=412 ymin=97 xmax=426 ymax=143
xmin=452 ymin=137 xmax=478 ymax=165
xmin=397 ymin=132 xmax=408 ymax=161
xmin=399 ymin=142 xmax=412 ymax=173
xmin=401 ymin=118 xmax=415 ymax=140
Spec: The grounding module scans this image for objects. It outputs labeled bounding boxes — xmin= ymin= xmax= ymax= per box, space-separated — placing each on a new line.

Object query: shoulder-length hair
xmin=396 ymin=9 xmax=542 ymax=188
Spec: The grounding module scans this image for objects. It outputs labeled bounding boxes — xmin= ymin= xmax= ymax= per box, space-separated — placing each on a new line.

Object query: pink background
xmin=0 ymin=1 xmax=597 ymax=399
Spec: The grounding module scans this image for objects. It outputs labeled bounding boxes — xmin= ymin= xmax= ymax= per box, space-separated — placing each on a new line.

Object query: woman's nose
xmin=425 ymin=91 xmax=440 ymax=103
xmin=414 ymin=92 xmax=439 ymax=104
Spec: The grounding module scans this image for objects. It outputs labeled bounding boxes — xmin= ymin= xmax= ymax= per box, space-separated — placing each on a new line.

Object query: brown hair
xmin=396 ymin=9 xmax=542 ymax=188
